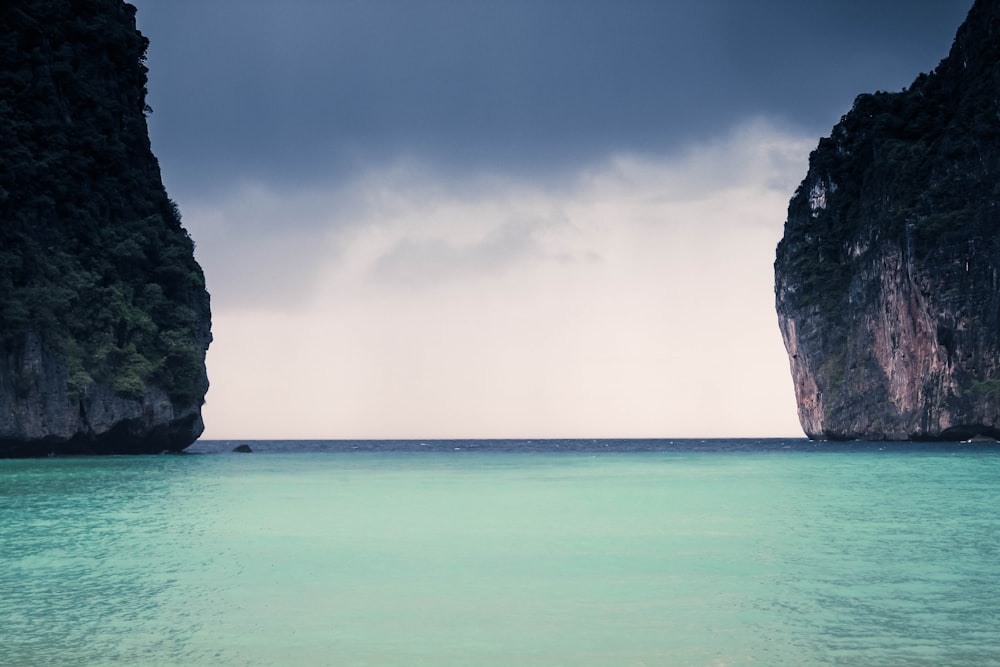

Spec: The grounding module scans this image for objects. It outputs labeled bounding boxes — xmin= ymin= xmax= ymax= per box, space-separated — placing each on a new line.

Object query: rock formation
xmin=0 ymin=1 xmax=211 ymax=456
xmin=775 ymin=0 xmax=1000 ymax=440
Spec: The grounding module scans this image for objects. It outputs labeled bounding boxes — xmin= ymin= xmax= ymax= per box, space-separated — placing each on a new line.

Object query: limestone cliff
xmin=0 ymin=1 xmax=211 ymax=456
xmin=775 ymin=0 xmax=1000 ymax=440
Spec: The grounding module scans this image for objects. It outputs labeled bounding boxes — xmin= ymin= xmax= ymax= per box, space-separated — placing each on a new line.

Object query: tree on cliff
xmin=0 ymin=0 xmax=211 ymax=455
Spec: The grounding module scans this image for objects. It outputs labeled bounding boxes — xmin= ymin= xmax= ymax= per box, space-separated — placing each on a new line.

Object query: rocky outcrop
xmin=774 ymin=0 xmax=1000 ymax=440
xmin=0 ymin=331 xmax=204 ymax=457
xmin=0 ymin=1 xmax=211 ymax=456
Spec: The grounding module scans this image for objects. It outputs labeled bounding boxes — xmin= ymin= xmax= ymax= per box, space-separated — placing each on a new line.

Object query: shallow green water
xmin=2 ymin=448 xmax=999 ymax=666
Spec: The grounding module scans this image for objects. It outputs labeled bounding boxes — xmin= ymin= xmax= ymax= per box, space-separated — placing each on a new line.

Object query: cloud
xmin=128 ymin=0 xmax=974 ymax=440
xmin=135 ymin=0 xmax=970 ymax=201
xmin=190 ymin=120 xmax=812 ymax=439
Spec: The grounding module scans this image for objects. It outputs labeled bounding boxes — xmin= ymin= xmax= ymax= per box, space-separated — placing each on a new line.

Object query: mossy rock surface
xmin=0 ymin=1 xmax=211 ymax=455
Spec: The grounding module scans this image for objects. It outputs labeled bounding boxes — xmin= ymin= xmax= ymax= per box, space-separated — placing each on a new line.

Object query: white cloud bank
xmin=185 ymin=120 xmax=813 ymax=439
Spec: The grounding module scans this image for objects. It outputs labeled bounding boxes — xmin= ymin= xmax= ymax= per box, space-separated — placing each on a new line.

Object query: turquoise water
xmin=2 ymin=442 xmax=1000 ymax=666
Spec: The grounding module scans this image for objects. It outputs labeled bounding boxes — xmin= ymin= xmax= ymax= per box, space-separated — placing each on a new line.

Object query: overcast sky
xmin=129 ymin=0 xmax=972 ymax=440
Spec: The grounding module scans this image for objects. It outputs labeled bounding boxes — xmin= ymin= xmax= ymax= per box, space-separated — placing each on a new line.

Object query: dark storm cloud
xmin=131 ymin=0 xmax=970 ymax=198
xmin=121 ymin=0 xmax=975 ymax=438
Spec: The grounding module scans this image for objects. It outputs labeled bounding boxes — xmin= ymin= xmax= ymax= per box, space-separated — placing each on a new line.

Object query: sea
xmin=2 ymin=438 xmax=999 ymax=666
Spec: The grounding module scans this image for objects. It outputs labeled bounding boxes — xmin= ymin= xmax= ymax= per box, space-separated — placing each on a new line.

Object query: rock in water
xmin=775 ymin=0 xmax=1000 ymax=441
xmin=0 ymin=2 xmax=211 ymax=456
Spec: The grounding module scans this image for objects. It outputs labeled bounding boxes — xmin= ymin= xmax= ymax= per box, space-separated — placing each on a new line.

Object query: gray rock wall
xmin=0 ymin=331 xmax=204 ymax=456
xmin=774 ymin=0 xmax=1000 ymax=440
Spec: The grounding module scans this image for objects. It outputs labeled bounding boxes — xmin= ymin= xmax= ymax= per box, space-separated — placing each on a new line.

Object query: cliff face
xmin=775 ymin=0 xmax=1000 ymax=440
xmin=0 ymin=1 xmax=211 ymax=456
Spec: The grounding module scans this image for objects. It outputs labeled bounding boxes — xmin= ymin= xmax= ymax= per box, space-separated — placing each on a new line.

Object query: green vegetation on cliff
xmin=777 ymin=0 xmax=1000 ymax=319
xmin=0 ymin=1 xmax=210 ymax=404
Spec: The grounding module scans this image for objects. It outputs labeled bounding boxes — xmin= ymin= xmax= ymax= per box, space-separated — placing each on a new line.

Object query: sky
xmin=129 ymin=0 xmax=972 ymax=440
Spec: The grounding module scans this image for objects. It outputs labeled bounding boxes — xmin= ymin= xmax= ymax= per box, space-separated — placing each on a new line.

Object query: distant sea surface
xmin=3 ymin=439 xmax=999 ymax=666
